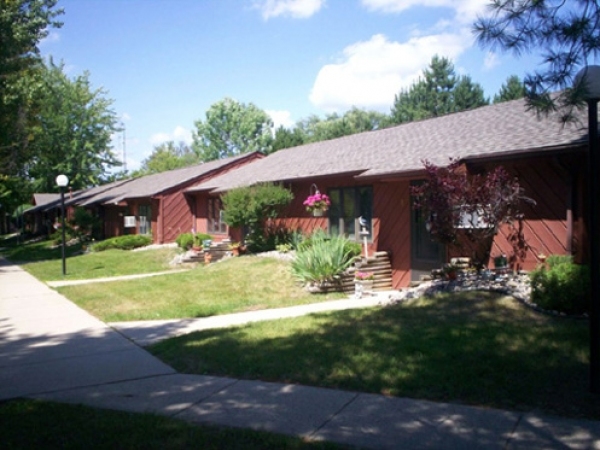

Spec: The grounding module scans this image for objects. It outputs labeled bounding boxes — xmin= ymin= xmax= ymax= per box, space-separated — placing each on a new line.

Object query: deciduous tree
xmin=0 ymin=0 xmax=63 ymax=176
xmin=27 ymin=60 xmax=121 ymax=192
xmin=192 ymin=98 xmax=273 ymax=161
xmin=136 ymin=141 xmax=199 ymax=175
xmin=411 ymin=159 xmax=532 ymax=268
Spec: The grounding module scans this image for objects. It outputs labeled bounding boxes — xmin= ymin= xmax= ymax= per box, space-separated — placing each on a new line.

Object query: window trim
xmin=207 ymin=198 xmax=227 ymax=234
xmin=327 ymin=185 xmax=373 ymax=242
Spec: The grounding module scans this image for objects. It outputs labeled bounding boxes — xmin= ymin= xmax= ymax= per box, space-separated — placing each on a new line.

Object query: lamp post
xmin=55 ymin=174 xmax=69 ymax=276
xmin=575 ymin=65 xmax=600 ymax=394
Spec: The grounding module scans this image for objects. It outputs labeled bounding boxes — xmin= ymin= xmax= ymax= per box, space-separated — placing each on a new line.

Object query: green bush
xmin=49 ymin=226 xmax=78 ymax=246
xmin=175 ymin=232 xmax=211 ymax=250
xmin=175 ymin=233 xmax=194 ymax=250
xmin=91 ymin=235 xmax=152 ymax=252
xmin=70 ymin=207 xmax=101 ymax=240
xmin=529 ymin=255 xmax=590 ymax=315
xmin=221 ymin=183 xmax=294 ymax=247
xmin=291 ymin=231 xmax=358 ymax=287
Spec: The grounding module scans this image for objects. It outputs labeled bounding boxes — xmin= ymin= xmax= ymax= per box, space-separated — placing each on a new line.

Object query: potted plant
xmin=354 ymin=271 xmax=374 ymax=298
xmin=303 ymin=191 xmax=331 ymax=217
xmin=230 ymin=241 xmax=242 ymax=257
xmin=192 ymin=233 xmax=202 ymax=252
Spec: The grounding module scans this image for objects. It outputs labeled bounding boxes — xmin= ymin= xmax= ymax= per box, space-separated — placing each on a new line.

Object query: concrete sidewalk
xmin=2 ymin=258 xmax=600 ymax=449
xmin=109 ymin=295 xmax=392 ymax=346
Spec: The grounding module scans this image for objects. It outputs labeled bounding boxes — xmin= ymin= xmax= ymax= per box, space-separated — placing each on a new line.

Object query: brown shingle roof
xmin=189 ymin=98 xmax=587 ymax=193
xmin=78 ymin=152 xmax=259 ymax=206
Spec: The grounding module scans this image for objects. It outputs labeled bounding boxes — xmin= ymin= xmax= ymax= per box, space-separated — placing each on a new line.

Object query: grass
xmin=0 ymin=235 xmax=179 ymax=281
xmin=0 ymin=399 xmax=345 ymax=449
xmin=58 ymin=256 xmax=345 ymax=322
xmin=149 ymin=291 xmax=597 ymax=420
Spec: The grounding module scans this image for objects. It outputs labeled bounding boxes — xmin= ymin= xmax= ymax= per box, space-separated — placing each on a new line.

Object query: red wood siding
xmin=374 ymin=181 xmax=412 ymax=288
xmin=158 ymin=191 xmax=193 ymax=243
xmin=480 ymin=157 xmax=581 ymax=271
xmin=103 ymin=205 xmax=125 ymax=238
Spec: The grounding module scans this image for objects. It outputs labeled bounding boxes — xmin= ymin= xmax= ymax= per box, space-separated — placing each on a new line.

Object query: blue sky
xmin=40 ymin=0 xmax=542 ymax=172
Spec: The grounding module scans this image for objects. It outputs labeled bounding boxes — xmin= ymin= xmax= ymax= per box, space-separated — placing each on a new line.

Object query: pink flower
xmin=354 ymin=271 xmax=374 ymax=281
xmin=303 ymin=192 xmax=331 ymax=212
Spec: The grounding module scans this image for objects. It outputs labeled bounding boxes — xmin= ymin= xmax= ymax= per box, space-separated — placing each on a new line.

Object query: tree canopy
xmin=0 ymin=0 xmax=63 ymax=176
xmin=390 ymin=56 xmax=489 ymax=125
xmin=26 ymin=60 xmax=121 ymax=192
xmin=474 ymin=0 xmax=600 ymax=120
xmin=134 ymin=141 xmax=199 ymax=176
xmin=192 ymin=98 xmax=274 ymax=161
xmin=493 ymin=75 xmax=525 ymax=104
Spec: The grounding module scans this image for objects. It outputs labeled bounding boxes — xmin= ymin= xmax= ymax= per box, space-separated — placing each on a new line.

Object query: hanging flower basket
xmin=303 ymin=189 xmax=330 ymax=217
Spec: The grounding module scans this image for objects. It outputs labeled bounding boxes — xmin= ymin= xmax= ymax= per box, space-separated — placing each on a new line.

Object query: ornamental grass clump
xmin=291 ymin=231 xmax=358 ymax=289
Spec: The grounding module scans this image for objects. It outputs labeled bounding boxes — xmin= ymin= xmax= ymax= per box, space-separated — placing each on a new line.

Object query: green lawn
xmin=149 ymin=291 xmax=596 ymax=420
xmin=58 ymin=256 xmax=345 ymax=322
xmin=0 ymin=236 xmax=180 ymax=281
xmin=0 ymin=399 xmax=345 ymax=450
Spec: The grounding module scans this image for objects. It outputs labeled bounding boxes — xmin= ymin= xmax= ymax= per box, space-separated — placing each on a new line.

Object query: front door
xmin=410 ymin=185 xmax=445 ymax=281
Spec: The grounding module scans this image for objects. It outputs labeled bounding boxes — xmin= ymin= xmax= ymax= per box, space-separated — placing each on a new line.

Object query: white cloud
xmin=309 ymin=33 xmax=469 ymax=113
xmin=40 ymin=30 xmax=60 ymax=47
xmin=148 ymin=126 xmax=193 ymax=146
xmin=483 ymin=51 xmax=499 ymax=70
xmin=361 ymin=0 xmax=487 ymax=23
xmin=266 ymin=110 xmax=294 ymax=129
xmin=254 ymin=0 xmax=324 ymax=20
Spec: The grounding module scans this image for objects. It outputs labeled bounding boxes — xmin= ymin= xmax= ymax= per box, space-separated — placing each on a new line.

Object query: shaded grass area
xmin=59 ymin=257 xmax=344 ymax=322
xmin=0 ymin=235 xmax=179 ymax=281
xmin=0 ymin=399 xmax=345 ymax=450
xmin=0 ymin=235 xmax=85 ymax=267
xmin=150 ymin=291 xmax=597 ymax=420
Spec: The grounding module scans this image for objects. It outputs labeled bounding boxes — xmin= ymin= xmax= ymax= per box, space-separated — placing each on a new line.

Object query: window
xmin=328 ymin=186 xmax=373 ymax=240
xmin=456 ymin=205 xmax=491 ymax=229
xmin=207 ymin=198 xmax=227 ymax=234
xmin=138 ymin=204 xmax=152 ymax=235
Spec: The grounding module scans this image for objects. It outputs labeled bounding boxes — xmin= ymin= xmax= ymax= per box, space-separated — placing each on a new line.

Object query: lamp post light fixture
xmin=575 ymin=65 xmax=600 ymax=394
xmin=55 ymin=174 xmax=69 ymax=276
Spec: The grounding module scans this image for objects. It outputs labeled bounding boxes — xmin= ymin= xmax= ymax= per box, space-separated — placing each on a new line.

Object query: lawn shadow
xmin=150 ymin=291 xmax=597 ymax=420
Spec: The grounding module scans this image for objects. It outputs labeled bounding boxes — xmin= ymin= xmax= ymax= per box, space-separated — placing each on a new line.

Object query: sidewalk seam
xmin=170 ymin=379 xmax=241 ymax=419
xmin=307 ymin=392 xmax=360 ymax=439
xmin=504 ymin=413 xmax=524 ymax=449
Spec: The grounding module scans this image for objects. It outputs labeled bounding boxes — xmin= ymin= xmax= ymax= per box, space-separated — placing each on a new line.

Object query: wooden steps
xmin=181 ymin=241 xmax=232 ymax=264
xmin=340 ymin=251 xmax=393 ymax=294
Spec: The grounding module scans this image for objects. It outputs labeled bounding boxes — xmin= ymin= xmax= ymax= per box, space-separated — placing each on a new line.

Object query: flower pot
xmin=204 ymin=252 xmax=212 ymax=265
xmin=354 ymin=279 xmax=374 ymax=298
xmin=312 ymin=209 xmax=324 ymax=217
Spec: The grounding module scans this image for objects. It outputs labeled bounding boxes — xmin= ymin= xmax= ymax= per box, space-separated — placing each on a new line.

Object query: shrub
xmin=175 ymin=232 xmax=211 ymax=250
xmin=291 ymin=231 xmax=358 ymax=287
xmin=529 ymin=255 xmax=590 ymax=315
xmin=175 ymin=233 xmax=194 ymax=250
xmin=70 ymin=207 xmax=101 ymax=241
xmin=221 ymin=183 xmax=293 ymax=246
xmin=91 ymin=235 xmax=152 ymax=252
xmin=195 ymin=233 xmax=212 ymax=247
